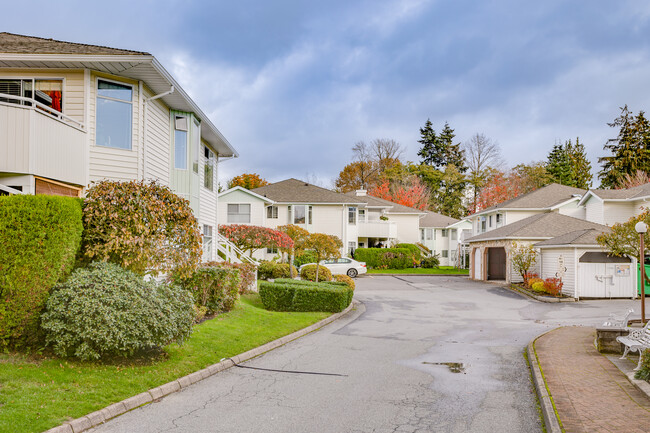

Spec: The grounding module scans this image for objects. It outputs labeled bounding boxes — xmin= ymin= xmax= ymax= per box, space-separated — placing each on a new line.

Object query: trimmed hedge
xmin=274 ymin=278 xmax=348 ymax=288
xmin=333 ymin=274 xmax=355 ymax=290
xmin=259 ymin=281 xmax=353 ymax=312
xmin=0 ymin=194 xmax=83 ymax=347
xmin=353 ymin=247 xmax=415 ymax=269
xmin=41 ymin=262 xmax=194 ymax=360
xmin=258 ymin=262 xmax=298 ymax=280
xmin=173 ymin=264 xmax=241 ymax=314
xmin=300 ymin=264 xmax=332 ymax=281
xmin=394 ymin=243 xmax=422 ymax=260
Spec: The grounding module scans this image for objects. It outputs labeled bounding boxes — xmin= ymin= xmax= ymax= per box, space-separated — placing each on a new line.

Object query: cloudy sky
xmin=3 ymin=0 xmax=650 ymax=187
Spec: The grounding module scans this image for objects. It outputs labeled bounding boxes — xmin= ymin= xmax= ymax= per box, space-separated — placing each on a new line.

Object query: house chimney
xmin=356 ymin=189 xmax=367 ymax=196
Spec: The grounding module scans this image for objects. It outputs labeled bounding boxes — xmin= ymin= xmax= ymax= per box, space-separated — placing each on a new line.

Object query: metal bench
xmin=602 ymin=308 xmax=634 ymax=328
xmin=617 ymin=320 xmax=650 ymax=370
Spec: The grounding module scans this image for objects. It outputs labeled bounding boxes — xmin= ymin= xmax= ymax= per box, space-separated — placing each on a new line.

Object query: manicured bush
xmin=41 ymin=262 xmax=194 ymax=360
xmin=300 ymin=265 xmax=332 ymax=281
xmin=420 ymin=255 xmax=440 ymax=268
xmin=378 ymin=251 xmax=412 ymax=269
xmin=258 ymin=262 xmax=298 ymax=280
xmin=294 ymin=250 xmax=318 ymax=267
xmin=395 ymin=243 xmax=422 ymax=260
xmin=259 ymin=281 xmax=352 ymax=313
xmin=635 ymin=349 xmax=650 ymax=381
xmin=274 ymin=278 xmax=348 ymax=288
xmin=354 ymin=248 xmax=415 ymax=269
xmin=207 ymin=261 xmax=256 ymax=294
xmin=174 ymin=264 xmax=241 ymax=314
xmin=81 ymin=180 xmax=202 ymax=279
xmin=531 ymin=281 xmax=546 ymax=293
xmin=527 ymin=277 xmax=543 ymax=289
xmin=543 ymin=277 xmax=563 ymax=297
xmin=333 ymin=274 xmax=355 ymax=290
xmin=0 ymin=195 xmax=83 ymax=347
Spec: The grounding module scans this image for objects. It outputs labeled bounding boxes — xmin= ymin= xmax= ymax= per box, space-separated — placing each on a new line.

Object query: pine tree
xmin=598 ymin=105 xmax=650 ymax=188
xmin=417 ymin=119 xmax=446 ymax=169
xmin=570 ymin=138 xmax=592 ymax=189
xmin=546 ymin=138 xmax=592 ymax=189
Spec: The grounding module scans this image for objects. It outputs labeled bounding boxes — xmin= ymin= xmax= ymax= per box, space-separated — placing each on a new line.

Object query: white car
xmin=300 ymin=258 xmax=367 ymax=278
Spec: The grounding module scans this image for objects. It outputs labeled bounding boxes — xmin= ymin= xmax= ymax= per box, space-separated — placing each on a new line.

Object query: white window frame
xmin=203 ymin=145 xmax=214 ymax=191
xmin=227 ymin=204 xmax=251 ymax=223
xmin=202 ymin=224 xmax=213 ymax=261
xmin=348 ymin=207 xmax=357 ymax=225
xmin=267 ymin=205 xmax=278 ymax=219
xmin=95 ymin=77 xmax=133 ymax=150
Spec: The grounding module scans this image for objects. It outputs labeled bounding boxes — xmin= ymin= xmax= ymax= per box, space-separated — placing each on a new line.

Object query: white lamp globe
xmin=635 ymin=221 xmax=648 ymax=234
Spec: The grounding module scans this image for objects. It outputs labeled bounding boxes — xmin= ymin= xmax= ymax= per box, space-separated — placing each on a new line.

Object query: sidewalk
xmin=533 ymin=327 xmax=650 ymax=433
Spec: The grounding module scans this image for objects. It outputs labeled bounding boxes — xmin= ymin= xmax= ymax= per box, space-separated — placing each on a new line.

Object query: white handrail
xmin=0 ymin=92 xmax=85 ymax=130
xmin=215 ymin=233 xmax=258 ymax=265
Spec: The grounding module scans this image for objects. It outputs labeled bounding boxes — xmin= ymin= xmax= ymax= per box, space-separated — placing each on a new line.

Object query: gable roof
xmin=578 ymin=182 xmax=650 ymax=205
xmin=419 ymin=211 xmax=459 ymax=228
xmin=466 ymin=212 xmax=609 ymax=243
xmin=218 ymin=186 xmax=275 ymax=203
xmin=0 ymin=33 xmax=236 ymax=158
xmin=0 ymin=32 xmax=148 ymax=55
xmin=534 ymin=228 xmax=610 ymax=248
xmin=345 ymin=192 xmax=426 ymax=214
xmin=469 ymin=183 xmax=586 ymax=217
xmin=251 ymin=179 xmax=366 ymax=204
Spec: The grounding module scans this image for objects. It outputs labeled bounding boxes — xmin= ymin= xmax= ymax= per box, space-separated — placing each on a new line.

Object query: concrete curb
xmin=44 ymin=300 xmax=361 ymax=433
xmin=605 ymin=354 xmax=650 ymax=400
xmin=509 ymin=284 xmax=576 ymax=303
xmin=527 ymin=331 xmax=563 ymax=433
xmin=366 ymin=273 xmax=469 ymax=277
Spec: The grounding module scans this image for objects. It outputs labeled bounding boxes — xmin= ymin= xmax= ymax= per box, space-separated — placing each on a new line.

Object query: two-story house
xmin=578 ymin=183 xmax=650 ymax=225
xmin=418 ymin=211 xmax=472 ymax=267
xmin=0 ymin=33 xmax=238 ymax=261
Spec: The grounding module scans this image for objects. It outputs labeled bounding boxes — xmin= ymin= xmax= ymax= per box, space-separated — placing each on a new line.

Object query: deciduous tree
xmin=305 ymin=233 xmax=343 ymax=282
xmin=474 ymin=169 xmax=522 ymax=212
xmin=512 ymin=161 xmax=553 ymax=193
xmin=218 ymin=224 xmax=293 ymax=258
xmin=510 ymin=243 xmax=538 ymax=285
xmin=368 ymin=176 xmax=430 ymax=210
xmin=277 ymin=224 xmax=310 ymax=277
xmin=228 ymin=173 xmax=270 ymax=190
xmin=463 ymin=133 xmax=503 ymax=212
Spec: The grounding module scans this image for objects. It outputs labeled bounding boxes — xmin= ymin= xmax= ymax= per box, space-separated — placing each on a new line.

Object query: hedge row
xmin=258 ymin=262 xmax=298 ymax=280
xmin=0 ymin=195 xmax=83 ymax=347
xmin=353 ymin=247 xmax=415 ymax=269
xmin=259 ymin=281 xmax=353 ymax=313
xmin=394 ymin=243 xmax=422 ymax=260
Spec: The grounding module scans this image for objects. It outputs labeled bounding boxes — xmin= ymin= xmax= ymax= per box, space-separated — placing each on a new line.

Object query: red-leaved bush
xmin=218 ymin=224 xmax=293 ymax=257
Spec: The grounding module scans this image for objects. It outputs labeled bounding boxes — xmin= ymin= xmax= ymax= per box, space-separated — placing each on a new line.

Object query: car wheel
xmin=347 ymin=268 xmax=358 ymax=278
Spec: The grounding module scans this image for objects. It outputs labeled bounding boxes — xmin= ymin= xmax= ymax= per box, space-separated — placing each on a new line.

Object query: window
xmin=442 ymin=250 xmax=448 ymax=258
xmin=496 ymin=213 xmax=503 ymax=227
xmin=227 ymin=204 xmax=250 ymax=223
xmin=441 ymin=229 xmax=448 ymax=237
xmin=267 ymin=206 xmax=278 ymax=219
xmin=451 ymin=229 xmax=457 ymax=240
xmin=420 ymin=229 xmax=425 ymax=242
xmin=0 ymin=79 xmax=63 ymax=111
xmin=174 ymin=116 xmax=188 ymax=169
xmin=96 ymin=80 xmax=132 ymax=149
xmin=192 ymin=119 xmax=200 ymax=173
xmin=489 ymin=215 xmax=493 ymax=227
xmin=267 ymin=247 xmax=278 ymax=254
xmin=426 ymin=229 xmax=433 ymax=240
xmin=348 ymin=242 xmax=356 ymax=256
xmin=202 ymin=225 xmax=213 ymax=261
xmin=293 ymin=205 xmax=312 ymax=224
xmin=359 ymin=209 xmax=366 ymax=222
xmin=203 ymin=146 xmax=214 ymax=190
xmin=348 ymin=207 xmax=356 ymax=224
xmin=480 ymin=217 xmax=486 ymax=233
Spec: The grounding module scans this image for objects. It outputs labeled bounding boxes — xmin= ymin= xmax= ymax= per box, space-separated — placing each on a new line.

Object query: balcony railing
xmin=0 ymin=93 xmax=86 ymax=186
xmin=358 ymin=220 xmax=397 ymax=239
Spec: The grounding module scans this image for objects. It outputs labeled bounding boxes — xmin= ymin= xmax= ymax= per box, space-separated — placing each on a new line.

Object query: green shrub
xmin=395 ymin=243 xmax=422 ymax=260
xmin=333 ymin=274 xmax=355 ymax=290
xmin=300 ymin=265 xmax=332 ymax=281
xmin=174 ymin=264 xmax=241 ymax=314
xmin=81 ymin=180 xmax=202 ymax=279
xmin=531 ymin=281 xmax=546 ymax=293
xmin=274 ymin=278 xmax=348 ymax=288
xmin=259 ymin=281 xmax=352 ymax=313
xmin=41 ymin=262 xmax=194 ymax=360
xmin=258 ymin=262 xmax=297 ymax=280
xmin=354 ymin=248 xmax=415 ymax=269
xmin=420 ymin=255 xmax=440 ymax=268
xmin=635 ymin=349 xmax=650 ymax=381
xmin=0 ymin=195 xmax=83 ymax=347
xmin=206 ymin=261 xmax=256 ymax=294
xmin=294 ymin=250 xmax=318 ymax=267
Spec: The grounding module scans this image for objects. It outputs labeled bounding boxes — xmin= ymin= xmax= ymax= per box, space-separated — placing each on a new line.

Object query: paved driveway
xmin=89 ymin=276 xmax=638 ymax=433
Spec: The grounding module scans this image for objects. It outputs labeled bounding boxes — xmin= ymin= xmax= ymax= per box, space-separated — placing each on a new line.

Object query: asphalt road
xmin=88 ymin=276 xmax=639 ymax=433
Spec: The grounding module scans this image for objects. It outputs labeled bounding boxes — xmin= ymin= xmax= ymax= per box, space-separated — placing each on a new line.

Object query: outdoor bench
xmin=617 ymin=320 xmax=650 ymax=370
xmin=602 ymin=308 xmax=634 ymax=328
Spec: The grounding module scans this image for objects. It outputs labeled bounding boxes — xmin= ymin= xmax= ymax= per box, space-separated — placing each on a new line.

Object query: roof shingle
xmin=471 ymin=183 xmax=586 ymax=215
xmin=252 ymin=179 xmax=366 ymax=204
xmin=0 ymin=32 xmax=148 ymax=55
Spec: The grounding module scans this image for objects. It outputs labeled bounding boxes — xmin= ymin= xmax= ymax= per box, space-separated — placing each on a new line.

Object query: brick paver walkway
xmin=535 ymin=326 xmax=650 ymax=433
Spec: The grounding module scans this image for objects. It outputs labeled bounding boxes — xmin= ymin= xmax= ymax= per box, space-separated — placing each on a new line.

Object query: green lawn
xmin=0 ymin=294 xmax=329 ymax=433
xmin=367 ymin=266 xmax=469 ymax=275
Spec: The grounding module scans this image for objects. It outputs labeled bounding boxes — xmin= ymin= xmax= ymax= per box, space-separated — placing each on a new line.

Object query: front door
xmin=487 ymin=247 xmax=506 ymax=280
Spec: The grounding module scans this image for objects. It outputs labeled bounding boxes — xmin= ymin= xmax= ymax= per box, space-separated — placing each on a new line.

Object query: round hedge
xmin=300 ymin=265 xmax=332 ymax=282
xmin=41 ymin=262 xmax=194 ymax=360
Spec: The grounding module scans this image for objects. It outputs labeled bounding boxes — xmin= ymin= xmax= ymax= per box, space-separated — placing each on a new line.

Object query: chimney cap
xmin=356 ymin=189 xmax=367 ymax=196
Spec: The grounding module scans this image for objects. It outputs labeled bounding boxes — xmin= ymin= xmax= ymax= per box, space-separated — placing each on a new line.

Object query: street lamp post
xmin=635 ymin=221 xmax=647 ymax=324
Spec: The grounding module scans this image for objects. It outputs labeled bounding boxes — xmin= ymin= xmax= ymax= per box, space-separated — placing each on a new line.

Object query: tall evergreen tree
xmin=546 ymin=138 xmax=592 ymax=189
xmin=598 ymin=105 xmax=650 ymax=188
xmin=417 ymin=120 xmax=467 ymax=172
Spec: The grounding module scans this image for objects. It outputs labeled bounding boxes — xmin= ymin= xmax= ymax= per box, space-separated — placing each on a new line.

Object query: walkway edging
xmin=527 ymin=329 xmax=563 ymax=433
xmin=45 ymin=300 xmax=361 ymax=433
xmin=510 ymin=284 xmax=576 ymax=303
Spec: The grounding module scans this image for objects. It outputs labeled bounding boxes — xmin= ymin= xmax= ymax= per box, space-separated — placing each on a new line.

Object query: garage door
xmin=474 ymin=248 xmax=482 ymax=280
xmin=487 ymin=247 xmax=506 ymax=280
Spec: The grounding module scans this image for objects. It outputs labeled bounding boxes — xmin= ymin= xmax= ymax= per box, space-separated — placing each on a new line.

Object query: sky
xmin=3 ymin=0 xmax=650 ymax=187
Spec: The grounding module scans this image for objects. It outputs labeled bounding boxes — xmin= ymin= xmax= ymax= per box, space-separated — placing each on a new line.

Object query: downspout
xmin=142 ymin=86 xmax=174 ymax=180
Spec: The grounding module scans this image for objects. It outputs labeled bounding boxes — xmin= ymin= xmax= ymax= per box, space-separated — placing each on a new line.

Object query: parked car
xmin=300 ymin=258 xmax=367 ymax=278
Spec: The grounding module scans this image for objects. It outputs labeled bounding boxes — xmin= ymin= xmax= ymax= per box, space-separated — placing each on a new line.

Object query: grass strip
xmin=0 ymin=294 xmax=329 ymax=433
xmin=367 ymin=267 xmax=469 ymax=275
